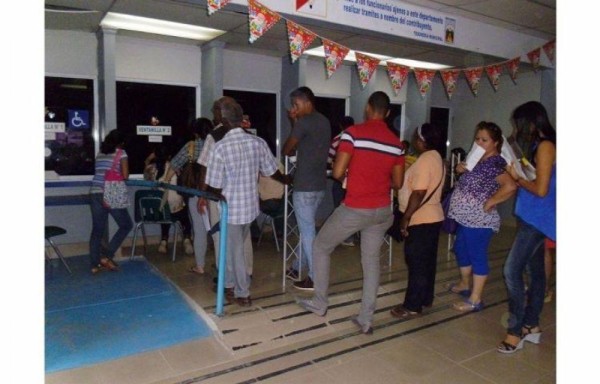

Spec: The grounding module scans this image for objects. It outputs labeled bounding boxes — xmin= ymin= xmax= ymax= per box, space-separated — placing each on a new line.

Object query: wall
xmin=46 ymin=30 xmax=97 ymax=77
xmin=224 ymin=50 xmax=282 ymax=92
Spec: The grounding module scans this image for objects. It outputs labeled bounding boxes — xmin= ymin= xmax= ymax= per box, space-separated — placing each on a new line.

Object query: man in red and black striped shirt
xmin=296 ymin=91 xmax=405 ymax=334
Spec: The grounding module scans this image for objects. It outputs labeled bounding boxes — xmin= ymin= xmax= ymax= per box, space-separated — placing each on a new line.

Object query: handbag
xmin=387 ymin=159 xmax=445 ymax=242
xmin=103 ymin=149 xmax=129 ymax=209
xmin=441 ymin=188 xmax=457 ymax=234
xmin=177 ymin=141 xmax=202 ymax=196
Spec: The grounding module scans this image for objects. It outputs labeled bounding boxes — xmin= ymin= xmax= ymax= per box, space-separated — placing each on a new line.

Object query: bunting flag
xmin=286 ymin=20 xmax=318 ymax=63
xmin=439 ymin=69 xmax=461 ymax=99
xmin=355 ymin=52 xmax=381 ymax=88
xmin=323 ymin=39 xmax=350 ymax=78
xmin=506 ymin=57 xmax=520 ymax=84
xmin=543 ymin=40 xmax=556 ymax=63
xmin=413 ymin=69 xmax=436 ymax=98
xmin=248 ymin=0 xmax=281 ymax=43
xmin=386 ymin=62 xmax=410 ymax=96
xmin=527 ymin=48 xmax=541 ymax=72
xmin=485 ymin=64 xmax=503 ymax=92
xmin=463 ymin=67 xmax=483 ymax=96
xmin=207 ymin=0 xmax=231 ymax=15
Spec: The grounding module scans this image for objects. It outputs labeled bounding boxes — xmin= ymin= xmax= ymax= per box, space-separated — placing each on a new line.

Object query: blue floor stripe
xmin=45 ymin=256 xmax=212 ymax=373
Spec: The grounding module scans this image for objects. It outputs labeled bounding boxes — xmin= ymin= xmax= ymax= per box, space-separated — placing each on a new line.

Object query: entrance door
xmin=430 ymin=106 xmax=450 ymax=158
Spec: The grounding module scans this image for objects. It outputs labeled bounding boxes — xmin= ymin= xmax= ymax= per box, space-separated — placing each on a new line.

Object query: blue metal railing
xmin=126 ymin=180 xmax=229 ymax=317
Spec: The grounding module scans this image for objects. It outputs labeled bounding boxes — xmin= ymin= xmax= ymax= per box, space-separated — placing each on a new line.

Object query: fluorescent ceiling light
xmin=303 ymin=46 xmax=452 ymax=70
xmin=100 ymin=12 xmax=226 ymax=41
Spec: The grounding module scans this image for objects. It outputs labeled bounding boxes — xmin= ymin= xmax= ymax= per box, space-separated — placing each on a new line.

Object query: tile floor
xmin=46 ymin=225 xmax=556 ymax=384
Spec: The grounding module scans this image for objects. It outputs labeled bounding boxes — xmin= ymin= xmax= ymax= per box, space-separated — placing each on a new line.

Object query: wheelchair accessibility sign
xmin=68 ymin=109 xmax=90 ymax=130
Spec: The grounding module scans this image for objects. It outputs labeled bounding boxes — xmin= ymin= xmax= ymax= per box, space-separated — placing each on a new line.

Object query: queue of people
xmin=88 ymin=91 xmax=555 ymax=355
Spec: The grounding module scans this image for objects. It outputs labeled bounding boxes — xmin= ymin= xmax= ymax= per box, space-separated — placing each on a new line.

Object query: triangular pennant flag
xmin=543 ymin=40 xmax=556 ymax=63
xmin=413 ymin=69 xmax=436 ymax=98
xmin=506 ymin=57 xmax=520 ymax=84
xmin=485 ymin=64 xmax=503 ymax=92
xmin=386 ymin=62 xmax=410 ymax=96
xmin=439 ymin=69 xmax=460 ymax=100
xmin=463 ymin=67 xmax=483 ymax=96
xmin=207 ymin=0 xmax=231 ymax=15
xmin=527 ymin=48 xmax=541 ymax=72
xmin=286 ymin=20 xmax=317 ymax=63
xmin=355 ymin=52 xmax=381 ymax=88
xmin=323 ymin=39 xmax=349 ymax=78
xmin=248 ymin=0 xmax=281 ymax=43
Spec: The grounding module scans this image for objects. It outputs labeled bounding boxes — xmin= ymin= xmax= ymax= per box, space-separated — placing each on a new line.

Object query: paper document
xmin=504 ymin=136 xmax=536 ymax=181
xmin=464 ymin=142 xmax=485 ymax=171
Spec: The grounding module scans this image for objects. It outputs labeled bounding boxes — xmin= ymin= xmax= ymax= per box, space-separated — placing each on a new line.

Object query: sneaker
xmin=341 ymin=239 xmax=355 ymax=247
xmin=293 ymin=277 xmax=314 ymax=291
xmin=158 ymin=240 xmax=167 ymax=254
xmin=286 ymin=268 xmax=299 ymax=280
xmin=183 ymin=238 xmax=194 ymax=255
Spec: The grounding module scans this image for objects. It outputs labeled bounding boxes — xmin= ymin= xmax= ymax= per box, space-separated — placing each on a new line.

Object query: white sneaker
xmin=158 ymin=240 xmax=168 ymax=254
xmin=184 ymin=238 xmax=194 ymax=255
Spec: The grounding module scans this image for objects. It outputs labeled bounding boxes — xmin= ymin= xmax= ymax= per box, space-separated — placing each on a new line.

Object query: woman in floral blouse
xmin=447 ymin=122 xmax=517 ymax=312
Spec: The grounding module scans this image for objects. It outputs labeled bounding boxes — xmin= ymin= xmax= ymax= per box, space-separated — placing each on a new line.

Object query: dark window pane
xmin=314 ymin=96 xmax=344 ymax=137
xmin=430 ymin=107 xmax=449 ymax=158
xmin=223 ymin=90 xmax=277 ymax=155
xmin=387 ymin=104 xmax=402 ymax=136
xmin=45 ymin=77 xmax=96 ymax=175
xmin=116 ymin=82 xmax=196 ymax=174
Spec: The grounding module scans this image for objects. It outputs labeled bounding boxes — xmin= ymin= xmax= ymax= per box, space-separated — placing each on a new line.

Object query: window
xmin=45 ymin=77 xmax=96 ymax=176
xmin=314 ymin=96 xmax=346 ymax=138
xmin=223 ymin=89 xmax=277 ymax=155
xmin=116 ymin=82 xmax=196 ymax=174
xmin=430 ymin=107 xmax=450 ymax=158
xmin=387 ymin=104 xmax=403 ymax=137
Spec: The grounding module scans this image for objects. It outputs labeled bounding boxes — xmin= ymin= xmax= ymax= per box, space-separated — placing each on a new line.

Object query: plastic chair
xmin=130 ymin=189 xmax=183 ymax=262
xmin=45 ymin=226 xmax=72 ymax=274
xmin=257 ymin=210 xmax=283 ymax=252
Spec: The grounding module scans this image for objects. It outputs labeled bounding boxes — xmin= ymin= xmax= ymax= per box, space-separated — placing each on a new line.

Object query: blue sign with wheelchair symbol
xmin=68 ymin=109 xmax=89 ymax=130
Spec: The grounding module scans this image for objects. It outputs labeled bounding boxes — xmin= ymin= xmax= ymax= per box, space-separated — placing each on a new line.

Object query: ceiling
xmin=45 ymin=0 xmax=556 ymax=69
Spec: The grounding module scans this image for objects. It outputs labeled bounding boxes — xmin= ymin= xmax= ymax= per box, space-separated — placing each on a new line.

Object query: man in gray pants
xmin=296 ymin=91 xmax=405 ymax=333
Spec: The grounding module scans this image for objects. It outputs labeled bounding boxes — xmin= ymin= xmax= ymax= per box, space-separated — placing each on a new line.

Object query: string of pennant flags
xmin=207 ymin=0 xmax=555 ymax=99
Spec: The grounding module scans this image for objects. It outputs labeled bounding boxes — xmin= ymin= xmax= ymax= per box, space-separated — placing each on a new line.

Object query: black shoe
xmin=286 ymin=268 xmax=299 ymax=280
xmin=235 ymin=296 xmax=252 ymax=307
xmin=293 ymin=277 xmax=314 ymax=291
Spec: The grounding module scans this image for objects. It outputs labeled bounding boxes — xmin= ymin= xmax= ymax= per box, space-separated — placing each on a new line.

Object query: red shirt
xmin=338 ymin=120 xmax=405 ymax=208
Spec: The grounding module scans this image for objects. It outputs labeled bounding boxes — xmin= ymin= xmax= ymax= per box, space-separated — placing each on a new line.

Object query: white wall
xmin=430 ymin=70 xmax=543 ymax=151
xmin=304 ymin=58 xmax=352 ymax=98
xmin=115 ymin=36 xmax=202 ymax=84
xmin=223 ymin=50 xmax=281 ymax=92
xmin=45 ymin=30 xmax=97 ymax=77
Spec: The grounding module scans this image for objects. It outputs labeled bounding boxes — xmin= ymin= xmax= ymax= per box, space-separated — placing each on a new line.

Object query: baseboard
xmin=45 ymin=235 xmax=163 ymax=259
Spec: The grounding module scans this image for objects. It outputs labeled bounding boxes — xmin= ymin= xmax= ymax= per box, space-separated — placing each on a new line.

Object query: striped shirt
xmin=90 ymin=149 xmax=128 ymax=194
xmin=328 ymin=132 xmax=343 ymax=165
xmin=206 ymin=128 xmax=278 ymax=224
xmin=337 ymin=120 xmax=404 ymax=208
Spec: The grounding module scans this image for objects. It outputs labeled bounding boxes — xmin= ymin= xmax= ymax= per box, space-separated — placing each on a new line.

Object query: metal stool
xmin=45 ymin=226 xmax=72 ymax=274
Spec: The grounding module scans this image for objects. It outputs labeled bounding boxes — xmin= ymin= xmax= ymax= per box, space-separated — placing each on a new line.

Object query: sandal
xmin=447 ymin=283 xmax=471 ymax=298
xmin=188 ymin=266 xmax=205 ymax=275
xmin=453 ymin=299 xmax=484 ymax=312
xmin=522 ymin=325 xmax=542 ymax=344
xmin=497 ymin=334 xmax=524 ymax=354
xmin=390 ymin=305 xmax=420 ymax=320
xmin=100 ymin=258 xmax=118 ymax=271
xmin=91 ymin=264 xmax=104 ymax=275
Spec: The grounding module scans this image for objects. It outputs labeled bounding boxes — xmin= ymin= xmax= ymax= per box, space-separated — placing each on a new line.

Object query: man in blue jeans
xmin=283 ymin=86 xmax=331 ymax=290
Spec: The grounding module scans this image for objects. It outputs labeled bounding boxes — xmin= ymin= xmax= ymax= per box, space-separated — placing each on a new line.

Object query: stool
xmin=45 ymin=226 xmax=72 ymax=274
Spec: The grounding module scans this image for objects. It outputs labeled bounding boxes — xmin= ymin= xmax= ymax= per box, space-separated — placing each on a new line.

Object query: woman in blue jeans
xmin=497 ymin=101 xmax=556 ymax=354
xmin=89 ymin=130 xmax=133 ymax=274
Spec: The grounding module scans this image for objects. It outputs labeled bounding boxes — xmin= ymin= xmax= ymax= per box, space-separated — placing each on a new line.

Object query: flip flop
xmin=448 ymin=283 xmax=471 ymax=298
xmin=189 ymin=266 xmax=205 ymax=275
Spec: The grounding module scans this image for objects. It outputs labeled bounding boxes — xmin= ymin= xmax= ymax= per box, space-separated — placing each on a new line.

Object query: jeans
xmin=503 ymin=220 xmax=546 ymax=336
xmin=310 ymin=204 xmax=393 ymax=327
xmin=292 ymin=190 xmax=325 ymax=279
xmin=188 ymin=196 xmax=208 ymax=269
xmin=403 ymin=221 xmax=442 ymax=312
xmin=89 ymin=193 xmax=133 ymax=267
